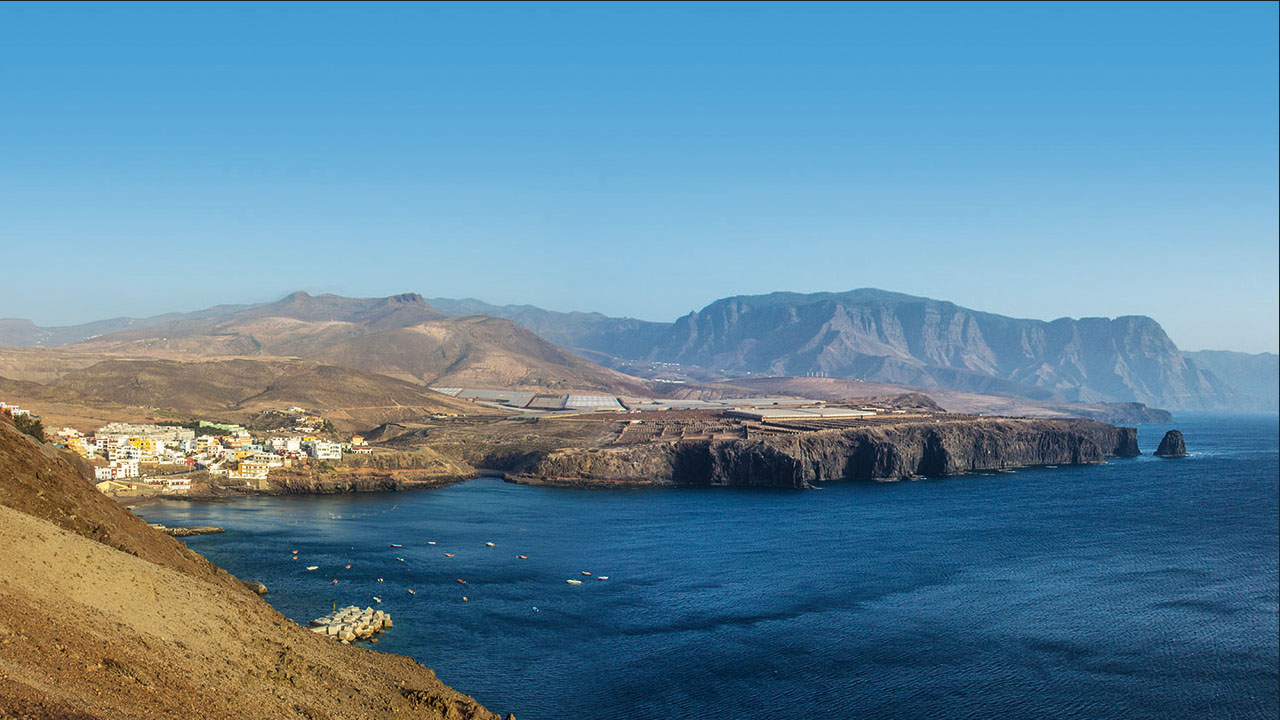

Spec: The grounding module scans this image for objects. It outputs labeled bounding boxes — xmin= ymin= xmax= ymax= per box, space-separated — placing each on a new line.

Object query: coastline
xmin=112 ymin=417 xmax=1141 ymax=502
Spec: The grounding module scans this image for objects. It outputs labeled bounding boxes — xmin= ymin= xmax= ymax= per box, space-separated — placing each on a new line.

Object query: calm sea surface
xmin=138 ymin=415 xmax=1279 ymax=719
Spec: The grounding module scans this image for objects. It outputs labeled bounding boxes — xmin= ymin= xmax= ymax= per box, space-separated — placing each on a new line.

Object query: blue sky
xmin=1 ymin=2 xmax=1276 ymax=352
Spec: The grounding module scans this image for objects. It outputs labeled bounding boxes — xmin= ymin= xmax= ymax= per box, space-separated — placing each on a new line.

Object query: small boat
xmin=344 ymin=564 xmax=352 ymax=569
xmin=462 ymin=596 xmax=469 ymax=602
xmin=306 ymin=566 xmax=319 ymax=571
xmin=566 ymin=579 xmax=582 ymax=585
xmin=389 ymin=543 xmax=403 ymax=548
xmin=291 ymin=556 xmax=298 ymax=560
xmin=427 ymin=541 xmax=436 ymax=545
xmin=407 ymin=588 xmax=415 ymax=595
xmin=377 ymin=578 xmax=384 ymax=582
xmin=456 ymin=579 xmax=467 ymax=584
xmin=373 ymin=596 xmax=381 ymax=603
xmin=331 ymin=579 xmax=339 ymax=584
xmin=531 ymin=606 xmax=540 ymax=613
xmin=597 ymin=576 xmax=609 ymax=581
xmin=517 ymin=555 xmax=528 ymax=560
xmin=444 ymin=553 xmax=454 ymax=558
xmin=396 ymin=557 xmax=405 ymax=562
xmin=581 ymin=571 xmax=592 ymax=576
xmin=291 ymin=549 xmax=298 ymax=554
xmin=485 ymin=542 xmax=496 ymax=547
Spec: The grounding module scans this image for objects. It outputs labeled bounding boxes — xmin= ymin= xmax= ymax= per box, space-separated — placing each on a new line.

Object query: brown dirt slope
xmin=44 ymin=357 xmax=485 ymax=421
xmin=55 ymin=292 xmax=652 ymax=396
xmin=311 ymin=316 xmax=652 ymax=394
xmin=0 ymin=415 xmax=504 ymax=720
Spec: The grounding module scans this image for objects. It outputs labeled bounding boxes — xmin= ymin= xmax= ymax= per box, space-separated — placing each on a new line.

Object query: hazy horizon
xmin=2 ymin=3 xmax=1276 ymax=353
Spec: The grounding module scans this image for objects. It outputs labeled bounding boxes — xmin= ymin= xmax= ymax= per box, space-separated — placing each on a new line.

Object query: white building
xmin=108 ymin=446 xmax=142 ymax=463
xmin=267 ymin=436 xmax=303 ymax=454
xmin=103 ymin=460 xmax=140 ymax=479
xmin=249 ymin=451 xmax=286 ymax=467
xmin=305 ymin=440 xmax=342 ymax=460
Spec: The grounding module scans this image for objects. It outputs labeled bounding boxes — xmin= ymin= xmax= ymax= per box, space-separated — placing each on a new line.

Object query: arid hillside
xmin=25 ymin=356 xmax=491 ymax=430
xmin=56 ymin=292 xmax=652 ymax=396
xmin=0 ymin=415 xmax=506 ymax=720
xmin=310 ymin=316 xmax=652 ymax=393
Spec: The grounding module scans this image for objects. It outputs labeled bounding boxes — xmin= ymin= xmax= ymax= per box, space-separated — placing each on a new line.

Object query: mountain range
xmin=433 ymin=290 xmax=1274 ymax=411
xmin=3 ymin=289 xmax=1275 ymax=413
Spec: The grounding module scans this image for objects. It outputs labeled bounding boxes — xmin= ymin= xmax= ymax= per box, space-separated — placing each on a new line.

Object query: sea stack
xmin=1153 ymin=430 xmax=1188 ymax=458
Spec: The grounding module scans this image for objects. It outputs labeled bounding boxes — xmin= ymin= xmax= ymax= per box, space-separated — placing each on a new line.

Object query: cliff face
xmin=1182 ymin=350 xmax=1279 ymax=411
xmin=516 ymin=418 xmax=1139 ymax=488
xmin=1153 ymin=429 xmax=1188 ymax=458
xmin=636 ymin=290 xmax=1227 ymax=411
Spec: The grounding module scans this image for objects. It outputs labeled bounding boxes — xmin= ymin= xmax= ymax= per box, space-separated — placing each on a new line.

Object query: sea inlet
xmin=138 ymin=414 xmax=1279 ymax=720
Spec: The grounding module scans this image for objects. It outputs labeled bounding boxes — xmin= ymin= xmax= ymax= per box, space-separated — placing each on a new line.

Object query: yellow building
xmin=230 ymin=461 xmax=270 ymax=481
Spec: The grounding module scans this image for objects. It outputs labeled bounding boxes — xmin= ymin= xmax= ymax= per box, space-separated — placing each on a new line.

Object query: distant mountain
xmin=308 ymin=316 xmax=652 ymax=394
xmin=1182 ymin=350 xmax=1278 ymax=411
xmin=625 ymin=289 xmax=1230 ymax=411
xmin=56 ymin=292 xmax=649 ymax=395
xmin=7 ymin=289 xmax=1263 ymax=413
xmin=428 ymin=297 xmax=672 ymax=359
xmin=69 ymin=292 xmax=440 ymax=353
xmin=0 ymin=303 xmax=252 ymax=347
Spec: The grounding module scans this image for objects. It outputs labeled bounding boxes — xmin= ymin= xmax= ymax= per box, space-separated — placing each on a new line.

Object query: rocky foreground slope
xmin=0 ymin=416 xmax=504 ymax=720
xmin=511 ymin=417 xmax=1139 ymax=488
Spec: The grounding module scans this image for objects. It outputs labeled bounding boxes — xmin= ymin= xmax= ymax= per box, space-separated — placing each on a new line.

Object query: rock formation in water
xmin=1153 ymin=429 xmax=1188 ymax=458
xmin=510 ymin=418 xmax=1140 ymax=488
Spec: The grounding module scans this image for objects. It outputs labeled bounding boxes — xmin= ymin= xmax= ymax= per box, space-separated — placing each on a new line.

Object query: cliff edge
xmin=514 ymin=417 xmax=1139 ymax=488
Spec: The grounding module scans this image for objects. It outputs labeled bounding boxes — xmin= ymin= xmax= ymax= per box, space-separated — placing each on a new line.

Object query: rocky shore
xmin=508 ymin=418 xmax=1140 ymax=488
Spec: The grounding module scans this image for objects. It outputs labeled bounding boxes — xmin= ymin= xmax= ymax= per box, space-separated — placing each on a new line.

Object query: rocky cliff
xmin=1182 ymin=350 xmax=1279 ymax=411
xmin=512 ymin=418 xmax=1139 ymax=488
xmin=1153 ymin=429 xmax=1188 ymax=458
xmin=633 ymin=290 xmax=1228 ymax=411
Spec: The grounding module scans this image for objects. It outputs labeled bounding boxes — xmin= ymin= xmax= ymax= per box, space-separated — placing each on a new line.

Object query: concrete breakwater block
xmin=308 ymin=605 xmax=392 ymax=644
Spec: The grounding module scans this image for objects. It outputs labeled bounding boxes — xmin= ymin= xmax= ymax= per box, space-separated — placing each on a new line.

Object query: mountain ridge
xmin=428 ymin=289 xmax=1245 ymax=411
xmin=5 ymin=289 xmax=1269 ymax=412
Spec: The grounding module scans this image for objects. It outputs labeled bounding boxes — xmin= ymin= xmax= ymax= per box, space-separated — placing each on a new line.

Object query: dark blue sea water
xmin=138 ymin=415 xmax=1279 ymax=719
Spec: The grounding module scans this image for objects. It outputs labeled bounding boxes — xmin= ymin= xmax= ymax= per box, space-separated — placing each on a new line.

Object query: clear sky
xmin=1 ymin=2 xmax=1276 ymax=352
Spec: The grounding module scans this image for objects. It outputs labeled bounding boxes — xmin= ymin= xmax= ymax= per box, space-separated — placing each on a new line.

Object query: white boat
xmin=306 ymin=566 xmax=319 ymax=571
xmin=565 ymin=579 xmax=583 ymax=585
xmin=486 ymin=542 xmax=496 ymax=547
xmin=597 ymin=576 xmax=609 ymax=581
xmin=581 ymin=571 xmax=592 ymax=576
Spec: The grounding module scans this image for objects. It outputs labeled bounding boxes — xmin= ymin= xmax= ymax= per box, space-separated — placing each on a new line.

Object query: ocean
xmin=138 ymin=415 xmax=1279 ymax=719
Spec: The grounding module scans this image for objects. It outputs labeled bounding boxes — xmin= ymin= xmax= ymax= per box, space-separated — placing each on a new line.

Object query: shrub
xmin=13 ymin=414 xmax=44 ymax=442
